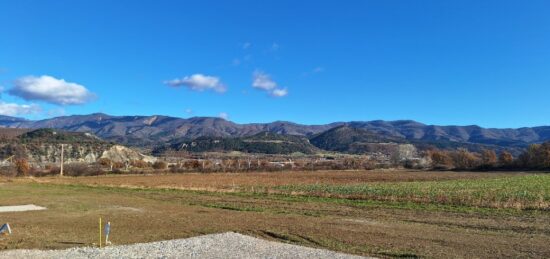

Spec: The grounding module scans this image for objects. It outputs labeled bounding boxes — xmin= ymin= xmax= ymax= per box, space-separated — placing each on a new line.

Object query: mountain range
xmin=157 ymin=131 xmax=319 ymax=155
xmin=0 ymin=113 xmax=548 ymax=153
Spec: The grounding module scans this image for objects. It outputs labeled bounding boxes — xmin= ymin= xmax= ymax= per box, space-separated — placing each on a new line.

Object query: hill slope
xmin=161 ymin=132 xmax=319 ymax=155
xmin=0 ymin=114 xmax=548 ymax=151
xmin=0 ymin=128 xmax=113 ymax=164
xmin=310 ymin=126 xmax=405 ymax=153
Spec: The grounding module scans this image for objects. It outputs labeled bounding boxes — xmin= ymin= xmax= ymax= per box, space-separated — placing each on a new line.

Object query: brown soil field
xmin=30 ymin=170 xmax=525 ymax=191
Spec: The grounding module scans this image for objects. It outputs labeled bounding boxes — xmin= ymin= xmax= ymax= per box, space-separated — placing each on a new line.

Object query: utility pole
xmin=60 ymin=144 xmax=65 ymax=176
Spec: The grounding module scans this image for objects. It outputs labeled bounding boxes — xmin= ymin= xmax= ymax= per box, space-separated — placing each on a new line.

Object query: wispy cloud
xmin=0 ymin=101 xmax=41 ymax=116
xmin=218 ymin=112 xmax=229 ymax=120
xmin=9 ymin=75 xmax=96 ymax=105
xmin=252 ymin=70 xmax=288 ymax=98
xmin=164 ymin=74 xmax=227 ymax=93
xmin=184 ymin=108 xmax=193 ymax=115
xmin=242 ymin=42 xmax=251 ymax=50
xmin=270 ymin=88 xmax=288 ymax=97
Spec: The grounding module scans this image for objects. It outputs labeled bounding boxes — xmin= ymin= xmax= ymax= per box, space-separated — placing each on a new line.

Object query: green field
xmin=272 ymin=175 xmax=550 ymax=209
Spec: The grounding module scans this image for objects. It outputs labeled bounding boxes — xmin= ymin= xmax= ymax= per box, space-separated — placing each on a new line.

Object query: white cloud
xmin=0 ymin=102 xmax=41 ymax=116
xmin=184 ymin=108 xmax=193 ymax=115
xmin=270 ymin=88 xmax=288 ymax=97
xmin=252 ymin=71 xmax=288 ymax=98
xmin=218 ymin=112 xmax=229 ymax=120
xmin=164 ymin=74 xmax=227 ymax=93
xmin=242 ymin=42 xmax=251 ymax=49
xmin=313 ymin=67 xmax=324 ymax=73
xmin=252 ymin=71 xmax=277 ymax=90
xmin=10 ymin=75 xmax=96 ymax=105
xmin=270 ymin=43 xmax=280 ymax=51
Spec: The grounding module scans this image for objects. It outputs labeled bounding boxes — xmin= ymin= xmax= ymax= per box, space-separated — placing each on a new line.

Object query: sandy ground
xmin=0 ymin=205 xmax=47 ymax=213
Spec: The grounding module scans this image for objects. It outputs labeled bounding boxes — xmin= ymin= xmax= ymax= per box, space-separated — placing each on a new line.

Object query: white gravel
xmin=0 ymin=204 xmax=46 ymax=213
xmin=0 ymin=232 xmax=368 ymax=259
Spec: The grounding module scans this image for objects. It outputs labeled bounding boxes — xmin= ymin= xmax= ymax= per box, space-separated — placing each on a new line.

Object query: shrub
xmin=498 ymin=151 xmax=514 ymax=167
xmin=480 ymin=149 xmax=497 ymax=168
xmin=97 ymin=158 xmax=112 ymax=167
xmin=64 ymin=163 xmax=104 ymax=176
xmin=0 ymin=166 xmax=17 ymax=177
xmin=183 ymin=160 xmax=201 ymax=170
xmin=15 ymin=159 xmax=30 ymax=176
xmin=112 ymin=161 xmax=125 ymax=169
xmin=361 ymin=159 xmax=376 ymax=170
xmin=517 ymin=142 xmax=550 ymax=169
xmin=429 ymin=149 xmax=454 ymax=170
xmin=451 ymin=149 xmax=480 ymax=170
xmin=152 ymin=161 xmax=167 ymax=170
xmin=131 ymin=159 xmax=150 ymax=168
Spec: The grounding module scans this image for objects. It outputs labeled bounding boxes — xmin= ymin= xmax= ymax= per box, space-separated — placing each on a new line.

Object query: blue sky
xmin=0 ymin=0 xmax=549 ymax=128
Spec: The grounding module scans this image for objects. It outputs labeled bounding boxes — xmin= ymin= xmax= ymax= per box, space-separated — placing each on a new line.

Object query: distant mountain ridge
xmin=0 ymin=113 xmax=548 ymax=151
xmin=310 ymin=126 xmax=405 ymax=153
xmin=157 ymin=132 xmax=319 ymax=155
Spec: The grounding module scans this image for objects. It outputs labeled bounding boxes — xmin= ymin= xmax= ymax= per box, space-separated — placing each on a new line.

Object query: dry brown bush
xmin=131 ymin=159 xmax=150 ymax=168
xmin=184 ymin=160 xmax=201 ymax=170
xmin=0 ymin=165 xmax=17 ymax=177
xmin=517 ymin=142 xmax=550 ymax=169
xmin=498 ymin=151 xmax=514 ymax=167
xmin=97 ymin=158 xmax=112 ymax=167
xmin=429 ymin=149 xmax=454 ymax=169
xmin=15 ymin=159 xmax=30 ymax=176
xmin=63 ymin=163 xmax=104 ymax=176
xmin=480 ymin=149 xmax=497 ymax=168
xmin=451 ymin=149 xmax=480 ymax=170
xmin=112 ymin=161 xmax=125 ymax=169
xmin=152 ymin=161 xmax=168 ymax=170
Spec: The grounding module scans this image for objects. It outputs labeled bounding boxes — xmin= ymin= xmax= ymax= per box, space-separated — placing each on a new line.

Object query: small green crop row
xmin=273 ymin=174 xmax=550 ymax=210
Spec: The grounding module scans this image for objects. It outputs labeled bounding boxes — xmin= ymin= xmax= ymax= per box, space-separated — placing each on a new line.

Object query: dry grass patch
xmin=28 ymin=170 xmax=525 ymax=191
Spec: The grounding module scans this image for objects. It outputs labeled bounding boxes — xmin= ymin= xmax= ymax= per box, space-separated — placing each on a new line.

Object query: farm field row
xmin=1 ymin=170 xmax=549 ymax=258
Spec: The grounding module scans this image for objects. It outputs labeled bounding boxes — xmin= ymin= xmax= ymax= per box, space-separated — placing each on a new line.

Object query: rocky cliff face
xmin=0 ymin=128 xmax=155 ymax=166
xmin=0 ymin=142 xmax=111 ymax=165
xmin=100 ymin=145 xmax=157 ymax=163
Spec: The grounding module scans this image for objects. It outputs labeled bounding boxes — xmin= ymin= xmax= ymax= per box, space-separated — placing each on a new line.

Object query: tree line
xmin=428 ymin=142 xmax=550 ymax=170
xmin=1 ymin=141 xmax=549 ymax=177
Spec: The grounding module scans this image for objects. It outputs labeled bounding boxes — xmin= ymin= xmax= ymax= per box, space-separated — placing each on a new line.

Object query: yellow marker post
xmin=99 ymin=217 xmax=102 ymax=248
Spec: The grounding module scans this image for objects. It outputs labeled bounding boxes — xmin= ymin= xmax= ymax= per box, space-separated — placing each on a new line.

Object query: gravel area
xmin=0 ymin=204 xmax=46 ymax=213
xmin=0 ymin=232 xmax=368 ymax=259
